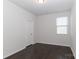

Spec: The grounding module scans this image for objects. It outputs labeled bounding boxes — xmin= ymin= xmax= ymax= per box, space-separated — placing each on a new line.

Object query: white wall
xmin=3 ymin=0 xmax=35 ymax=58
xmin=4 ymin=0 xmax=75 ymax=58
xmin=70 ymin=3 xmax=76 ymax=57
xmin=34 ymin=11 xmax=71 ymax=46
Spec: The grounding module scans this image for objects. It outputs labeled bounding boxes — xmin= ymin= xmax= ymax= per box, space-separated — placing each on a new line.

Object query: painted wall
xmin=34 ymin=11 xmax=71 ymax=46
xmin=3 ymin=0 xmax=75 ymax=58
xmin=3 ymin=0 xmax=35 ymax=58
xmin=70 ymin=3 xmax=76 ymax=57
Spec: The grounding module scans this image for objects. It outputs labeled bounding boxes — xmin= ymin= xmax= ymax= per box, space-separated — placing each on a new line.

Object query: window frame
xmin=56 ymin=16 xmax=68 ymax=34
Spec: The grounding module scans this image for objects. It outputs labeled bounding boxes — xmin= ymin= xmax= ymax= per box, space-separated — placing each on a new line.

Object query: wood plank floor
xmin=5 ymin=43 xmax=75 ymax=59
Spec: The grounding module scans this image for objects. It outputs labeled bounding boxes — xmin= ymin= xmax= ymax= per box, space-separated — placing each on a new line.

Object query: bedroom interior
xmin=3 ymin=0 xmax=76 ymax=59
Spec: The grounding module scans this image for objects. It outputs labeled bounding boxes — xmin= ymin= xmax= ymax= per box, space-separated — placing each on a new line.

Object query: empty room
xmin=3 ymin=0 xmax=76 ymax=59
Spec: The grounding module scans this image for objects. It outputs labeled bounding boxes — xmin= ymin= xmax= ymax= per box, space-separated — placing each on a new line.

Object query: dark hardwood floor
xmin=5 ymin=43 xmax=74 ymax=59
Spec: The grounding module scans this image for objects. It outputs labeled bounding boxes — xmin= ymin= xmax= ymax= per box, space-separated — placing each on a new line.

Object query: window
xmin=56 ymin=17 xmax=68 ymax=34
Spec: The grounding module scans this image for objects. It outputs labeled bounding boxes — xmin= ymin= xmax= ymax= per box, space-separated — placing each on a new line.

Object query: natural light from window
xmin=56 ymin=17 xmax=68 ymax=34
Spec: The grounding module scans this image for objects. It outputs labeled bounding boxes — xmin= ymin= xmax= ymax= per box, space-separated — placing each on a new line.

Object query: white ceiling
xmin=9 ymin=0 xmax=74 ymax=15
